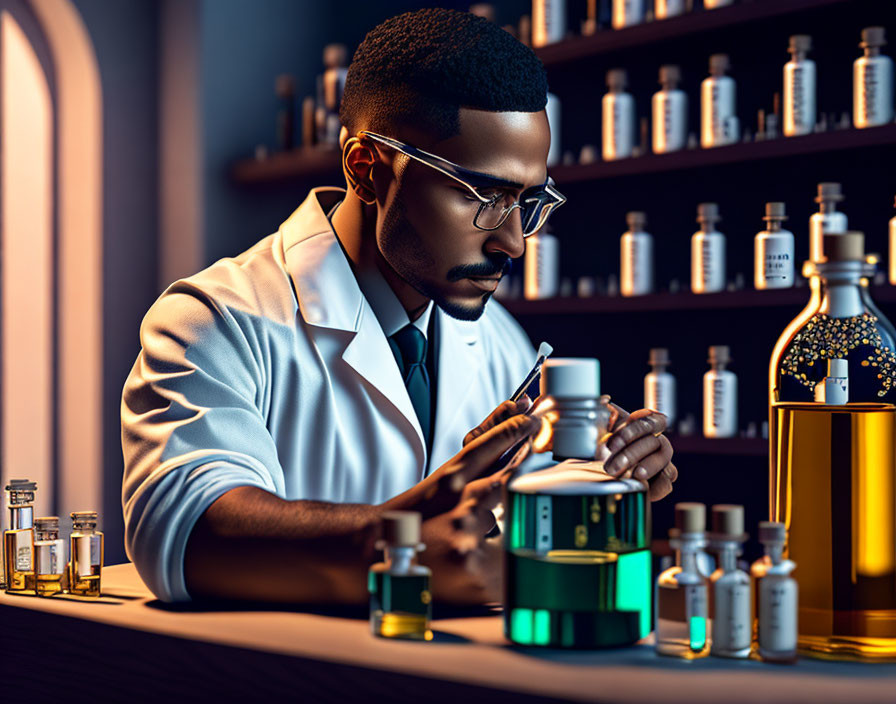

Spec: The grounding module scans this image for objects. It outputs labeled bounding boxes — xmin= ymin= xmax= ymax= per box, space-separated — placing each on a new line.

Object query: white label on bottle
xmin=76 ymin=536 xmax=100 ymax=577
xmin=712 ymin=581 xmax=751 ymax=651
xmin=757 ymin=235 xmax=794 ymax=288
xmin=622 ymin=233 xmax=653 ymax=296
xmin=524 ymin=234 xmax=559 ymax=299
xmin=784 ymin=61 xmax=815 ymax=136
xmin=760 ymin=576 xmax=798 ymax=653
xmin=693 ymin=234 xmax=725 ymax=292
xmin=36 ymin=541 xmax=63 ymax=575
xmin=855 ymin=58 xmax=894 ymax=128
xmin=612 ymin=0 xmax=645 ymax=29
xmin=603 ymin=94 xmax=634 ymax=160
xmin=702 ymin=77 xmax=738 ymax=147
xmin=12 ymin=531 xmax=32 ymax=571
xmin=655 ymin=0 xmax=685 ymax=19
xmin=645 ymin=373 xmax=675 ymax=425
xmin=532 ymin=0 xmax=566 ymax=47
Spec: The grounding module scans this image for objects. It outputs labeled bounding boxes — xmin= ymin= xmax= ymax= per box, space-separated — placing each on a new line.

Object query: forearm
xmin=183 ymin=486 xmax=382 ymax=604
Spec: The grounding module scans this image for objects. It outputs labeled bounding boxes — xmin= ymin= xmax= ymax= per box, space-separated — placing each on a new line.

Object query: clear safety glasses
xmin=358 ymin=131 xmax=566 ymax=237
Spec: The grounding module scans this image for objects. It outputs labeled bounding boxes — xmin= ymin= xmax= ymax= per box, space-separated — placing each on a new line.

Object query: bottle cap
xmin=659 ymin=64 xmax=681 ymax=85
xmin=275 ymin=74 xmax=295 ymax=98
xmin=649 ymin=347 xmax=670 ymax=366
xmin=860 ymin=27 xmax=887 ymax=49
xmin=815 ymin=182 xmax=844 ymax=203
xmin=323 ymin=43 xmax=348 ymax=68
xmin=541 ymin=358 xmax=600 ymax=399
xmin=708 ymin=345 xmax=730 ymax=365
xmin=606 ymin=68 xmax=627 ymax=90
xmin=759 ymin=521 xmax=787 ymax=544
xmin=381 ymin=511 xmax=421 ymax=547
xmin=5 ymin=478 xmax=36 ymax=492
xmin=35 ymin=516 xmax=59 ymax=530
xmin=71 ymin=510 xmax=98 ymax=521
xmin=709 ymin=54 xmax=730 ymax=75
xmin=821 ymin=231 xmax=864 ymax=262
xmin=828 ymin=358 xmax=848 ymax=378
xmin=764 ymin=202 xmax=788 ymax=220
xmin=674 ymin=502 xmax=706 ymax=534
xmin=626 ymin=211 xmax=647 ymax=231
xmin=697 ymin=202 xmax=720 ymax=224
xmin=789 ymin=34 xmax=812 ymax=54
xmin=711 ymin=504 xmax=746 ymax=539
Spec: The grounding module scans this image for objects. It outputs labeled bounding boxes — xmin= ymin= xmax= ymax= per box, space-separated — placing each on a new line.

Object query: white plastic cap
xmin=828 ymin=358 xmax=848 ymax=378
xmin=541 ymin=358 xmax=600 ymax=399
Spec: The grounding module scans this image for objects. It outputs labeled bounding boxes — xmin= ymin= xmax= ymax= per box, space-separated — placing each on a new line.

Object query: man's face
xmin=376 ymin=108 xmax=551 ymax=321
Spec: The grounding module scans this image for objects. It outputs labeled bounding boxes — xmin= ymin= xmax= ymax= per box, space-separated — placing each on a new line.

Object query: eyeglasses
xmin=358 ymin=131 xmax=566 ymax=237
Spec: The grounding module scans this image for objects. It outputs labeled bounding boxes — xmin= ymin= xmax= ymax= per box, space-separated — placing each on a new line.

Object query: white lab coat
xmin=121 ymin=187 xmax=541 ymax=602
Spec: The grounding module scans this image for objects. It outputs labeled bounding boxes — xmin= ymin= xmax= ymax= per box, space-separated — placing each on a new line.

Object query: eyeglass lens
xmin=474 ymin=191 xmax=557 ymax=235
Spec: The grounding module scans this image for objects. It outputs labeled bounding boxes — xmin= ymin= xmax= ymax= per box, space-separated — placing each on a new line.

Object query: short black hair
xmin=340 ymin=8 xmax=548 ymax=140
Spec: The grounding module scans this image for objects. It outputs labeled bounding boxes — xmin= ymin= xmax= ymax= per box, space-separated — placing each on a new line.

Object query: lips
xmin=466 ymin=277 xmax=501 ymax=292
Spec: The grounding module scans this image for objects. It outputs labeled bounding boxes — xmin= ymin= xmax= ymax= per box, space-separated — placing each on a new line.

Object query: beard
xmin=378 ymin=195 xmax=509 ymax=322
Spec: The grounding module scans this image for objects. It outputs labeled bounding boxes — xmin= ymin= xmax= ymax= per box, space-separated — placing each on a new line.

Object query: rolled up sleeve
xmin=121 ymin=281 xmax=283 ymax=602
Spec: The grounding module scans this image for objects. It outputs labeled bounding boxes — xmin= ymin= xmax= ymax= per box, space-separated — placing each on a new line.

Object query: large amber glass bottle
xmin=769 ymin=231 xmax=896 ymax=660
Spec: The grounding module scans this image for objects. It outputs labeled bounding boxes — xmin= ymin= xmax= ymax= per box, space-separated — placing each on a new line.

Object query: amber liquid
xmin=4 ymin=529 xmax=35 ymax=594
xmin=771 ymin=402 xmax=896 ymax=660
xmin=70 ymin=533 xmax=103 ymax=597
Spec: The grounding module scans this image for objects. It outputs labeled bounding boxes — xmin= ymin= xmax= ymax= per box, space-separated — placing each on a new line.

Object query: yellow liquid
xmin=69 ymin=567 xmax=100 ymax=597
xmin=372 ymin=612 xmax=433 ymax=641
xmin=4 ymin=529 xmax=35 ymax=594
xmin=771 ymin=402 xmax=896 ymax=660
xmin=70 ymin=532 xmax=103 ymax=597
xmin=36 ymin=574 xmax=63 ymax=597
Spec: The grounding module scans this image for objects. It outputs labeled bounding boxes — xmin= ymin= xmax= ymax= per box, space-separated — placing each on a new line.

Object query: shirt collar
xmin=357 ymin=266 xmax=433 ymax=340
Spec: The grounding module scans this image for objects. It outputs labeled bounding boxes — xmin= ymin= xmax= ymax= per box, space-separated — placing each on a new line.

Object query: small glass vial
xmin=753 ymin=522 xmax=798 ymax=663
xmin=783 ymin=35 xmax=816 ymax=137
xmin=369 ymin=511 xmax=432 ymax=641
xmin=34 ymin=516 xmax=66 ymax=597
xmin=703 ymin=0 xmax=733 ymax=8
xmin=889 ymin=195 xmax=896 ymax=286
xmin=813 ymin=358 xmax=849 ymax=404
xmin=652 ymin=64 xmax=688 ymax=154
xmin=853 ymin=27 xmax=894 ymax=129
xmin=524 ymin=225 xmax=559 ymax=299
xmin=69 ymin=511 xmax=104 ymax=597
xmin=809 ymin=182 xmax=848 ymax=263
xmin=620 ymin=211 xmax=654 ymax=296
xmin=602 ymin=69 xmax=635 ymax=161
xmin=611 ymin=0 xmax=645 ymax=30
xmin=709 ymin=505 xmax=751 ymax=658
xmin=532 ymin=0 xmax=566 ymax=48
xmin=654 ymin=0 xmax=685 ymax=20
xmin=691 ymin=202 xmax=726 ymax=294
xmin=703 ymin=345 xmax=737 ymax=438
xmin=5 ymin=479 xmax=37 ymax=594
xmin=754 ymin=202 xmax=795 ymax=290
xmin=701 ymin=54 xmax=739 ymax=148
xmin=656 ymin=503 xmax=711 ymax=659
xmin=644 ymin=347 xmax=676 ymax=427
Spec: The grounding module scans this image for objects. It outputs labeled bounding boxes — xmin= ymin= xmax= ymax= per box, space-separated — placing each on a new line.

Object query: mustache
xmin=447 ymin=255 xmax=512 ymax=282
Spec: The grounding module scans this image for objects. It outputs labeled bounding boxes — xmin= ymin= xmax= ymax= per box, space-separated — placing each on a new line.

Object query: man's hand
xmin=602 ymin=404 xmax=677 ymax=501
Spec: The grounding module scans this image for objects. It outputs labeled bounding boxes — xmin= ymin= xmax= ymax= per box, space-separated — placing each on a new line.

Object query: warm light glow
xmin=1 ymin=10 xmax=54 ymax=516
xmin=854 ymin=412 xmax=895 ymax=577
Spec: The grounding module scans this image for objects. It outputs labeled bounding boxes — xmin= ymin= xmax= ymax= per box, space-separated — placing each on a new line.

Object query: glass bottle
xmin=701 ymin=54 xmax=739 ymax=148
xmin=809 ymin=183 xmax=847 ymax=263
xmin=644 ymin=347 xmax=676 ymax=427
xmin=621 ymin=211 xmax=654 ymax=297
xmin=656 ymin=502 xmax=710 ymax=659
xmin=69 ymin=511 xmax=103 ymax=597
xmin=652 ymin=64 xmax=688 ymax=154
xmin=769 ymin=231 xmax=896 ymax=659
xmin=691 ymin=203 xmax=726 ymax=294
xmin=783 ymin=35 xmax=816 ymax=137
xmin=753 ymin=522 xmax=798 ymax=663
xmin=369 ymin=510 xmax=432 ymax=641
xmin=34 ymin=516 xmax=66 ymax=597
xmin=853 ymin=27 xmax=894 ymax=129
xmin=709 ymin=505 xmax=751 ymax=658
xmin=754 ymin=202 xmax=795 ymax=290
xmin=5 ymin=479 xmax=36 ymax=594
xmin=703 ymin=345 xmax=737 ymax=438
xmin=602 ymin=68 xmax=635 ymax=161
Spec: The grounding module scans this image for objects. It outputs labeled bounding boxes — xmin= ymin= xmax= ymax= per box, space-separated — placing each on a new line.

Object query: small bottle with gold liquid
xmin=34 ymin=516 xmax=66 ymax=597
xmin=69 ymin=511 xmax=103 ymax=597
xmin=656 ymin=503 xmax=711 ymax=659
xmin=369 ymin=511 xmax=432 ymax=641
xmin=4 ymin=479 xmax=37 ymax=594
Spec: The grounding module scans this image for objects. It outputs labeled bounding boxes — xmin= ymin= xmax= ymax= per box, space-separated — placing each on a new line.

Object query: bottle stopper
xmin=789 ymin=35 xmax=812 ymax=54
xmin=815 ymin=182 xmax=844 ymax=203
xmin=649 ymin=347 xmax=670 ymax=367
xmin=380 ymin=511 xmax=422 ymax=547
xmin=675 ymin=502 xmax=706 ymax=534
xmin=821 ymin=231 xmax=864 ymax=262
xmin=759 ymin=521 xmax=787 ymax=545
xmin=606 ymin=68 xmax=627 ymax=90
xmin=711 ymin=504 xmax=747 ymax=540
xmin=275 ymin=74 xmax=295 ymax=99
xmin=708 ymin=345 xmax=731 ymax=366
xmin=697 ymin=202 xmax=721 ymax=224
xmin=35 ymin=516 xmax=60 ymax=530
xmin=541 ymin=358 xmax=600 ymax=399
xmin=323 ymin=43 xmax=348 ymax=68
xmin=5 ymin=478 xmax=36 ymax=492
xmin=626 ymin=211 xmax=647 ymax=231
xmin=860 ymin=27 xmax=887 ymax=49
xmin=764 ymin=202 xmax=788 ymax=221
xmin=659 ymin=64 xmax=681 ymax=86
xmin=709 ymin=54 xmax=730 ymax=75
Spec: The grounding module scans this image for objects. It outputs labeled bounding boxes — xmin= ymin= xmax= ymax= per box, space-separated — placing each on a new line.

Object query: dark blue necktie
xmin=389 ymin=324 xmax=431 ymax=448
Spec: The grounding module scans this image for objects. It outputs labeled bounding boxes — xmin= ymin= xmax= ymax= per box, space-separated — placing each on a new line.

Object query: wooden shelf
xmin=535 ymin=0 xmax=851 ymax=67
xmin=500 ymin=285 xmax=896 ymax=316
xmin=668 ymin=436 xmax=767 ymax=456
xmin=549 ymin=124 xmax=896 ymax=184
xmin=231 ymin=147 xmax=341 ymax=185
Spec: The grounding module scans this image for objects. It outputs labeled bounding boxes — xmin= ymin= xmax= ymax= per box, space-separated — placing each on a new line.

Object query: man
xmin=121 ymin=8 xmax=676 ymax=605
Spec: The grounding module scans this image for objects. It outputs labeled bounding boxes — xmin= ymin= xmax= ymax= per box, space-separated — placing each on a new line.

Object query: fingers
xmin=606 ymin=433 xmax=673 ymax=480
xmin=605 ymin=410 xmax=668 ymax=454
xmin=455 ymin=413 xmax=542 ymax=486
xmin=648 ymin=462 xmax=678 ymax=502
xmin=464 ymin=398 xmax=530 ymax=447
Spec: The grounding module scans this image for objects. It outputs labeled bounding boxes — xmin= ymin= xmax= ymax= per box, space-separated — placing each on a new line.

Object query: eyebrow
xmin=453 ymin=163 xmax=525 ymax=190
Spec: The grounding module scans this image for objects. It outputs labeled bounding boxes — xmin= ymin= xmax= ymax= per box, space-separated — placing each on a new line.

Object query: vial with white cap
xmin=753 ymin=521 xmax=798 ymax=663
xmin=691 ymin=203 xmax=726 ymax=294
xmin=754 ymin=202 xmax=795 ymax=290
xmin=369 ymin=510 xmax=432 ymax=641
xmin=854 ymin=27 xmax=894 ymax=129
xmin=813 ymin=358 xmax=848 ymax=404
xmin=621 ymin=211 xmax=654 ymax=296
xmin=656 ymin=502 xmax=711 ymax=658
xmin=602 ymin=69 xmax=635 ymax=161
xmin=783 ymin=35 xmax=816 ymax=137
xmin=652 ymin=65 xmax=688 ymax=154
xmin=703 ymin=345 xmax=737 ymax=438
xmin=701 ymin=54 xmax=739 ymax=148
xmin=809 ymin=183 xmax=848 ymax=264
xmin=709 ymin=505 xmax=751 ymax=658
xmin=644 ymin=347 xmax=676 ymax=427
xmin=612 ymin=0 xmax=645 ymax=30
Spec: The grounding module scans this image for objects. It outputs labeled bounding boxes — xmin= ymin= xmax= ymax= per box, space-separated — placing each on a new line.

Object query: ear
xmin=342 ymin=137 xmax=377 ymax=205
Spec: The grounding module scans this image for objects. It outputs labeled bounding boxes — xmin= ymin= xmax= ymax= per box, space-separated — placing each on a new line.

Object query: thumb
xmin=455 ymin=414 xmax=541 ymax=487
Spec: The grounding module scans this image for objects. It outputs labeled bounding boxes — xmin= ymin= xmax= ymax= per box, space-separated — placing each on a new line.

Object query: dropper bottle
xmin=809 ymin=183 xmax=847 ymax=263
xmin=652 ymin=64 xmax=688 ymax=154
xmin=691 ymin=202 xmax=726 ymax=294
xmin=753 ymin=522 xmax=798 ymax=663
xmin=701 ymin=54 xmax=739 ymax=148
xmin=602 ymin=68 xmax=635 ymax=161
xmin=620 ymin=211 xmax=654 ymax=296
xmin=754 ymin=202 xmax=795 ymax=290
xmin=703 ymin=345 xmax=737 ymax=438
xmin=709 ymin=505 xmax=751 ymax=659
xmin=783 ymin=35 xmax=816 ymax=137
xmin=853 ymin=27 xmax=894 ymax=129
xmin=644 ymin=347 xmax=676 ymax=427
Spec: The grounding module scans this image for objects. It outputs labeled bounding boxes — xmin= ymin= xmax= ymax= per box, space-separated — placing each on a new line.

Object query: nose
xmin=484 ymin=206 xmax=526 ymax=260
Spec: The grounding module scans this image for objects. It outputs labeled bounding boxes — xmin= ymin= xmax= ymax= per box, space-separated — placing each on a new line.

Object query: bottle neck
xmin=660 ymin=81 xmax=678 ymax=91
xmin=73 ymin=523 xmax=97 ymax=534
xmin=650 ymin=363 xmax=669 ymax=374
xmin=765 ymin=219 xmax=784 ymax=232
xmin=764 ymin=543 xmax=784 ymax=565
xmin=385 ymin=546 xmax=417 ymax=573
xmin=864 ymin=47 xmax=881 ymax=58
xmin=716 ymin=541 xmax=740 ymax=572
xmin=789 ymin=50 xmax=808 ymax=62
xmin=818 ymin=201 xmax=839 ymax=215
xmin=36 ymin=529 xmax=59 ymax=541
xmin=674 ymin=534 xmax=706 ymax=574
xmin=810 ymin=261 xmax=867 ymax=318
xmin=709 ymin=362 xmax=728 ymax=372
xmin=9 ymin=505 xmax=33 ymax=530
